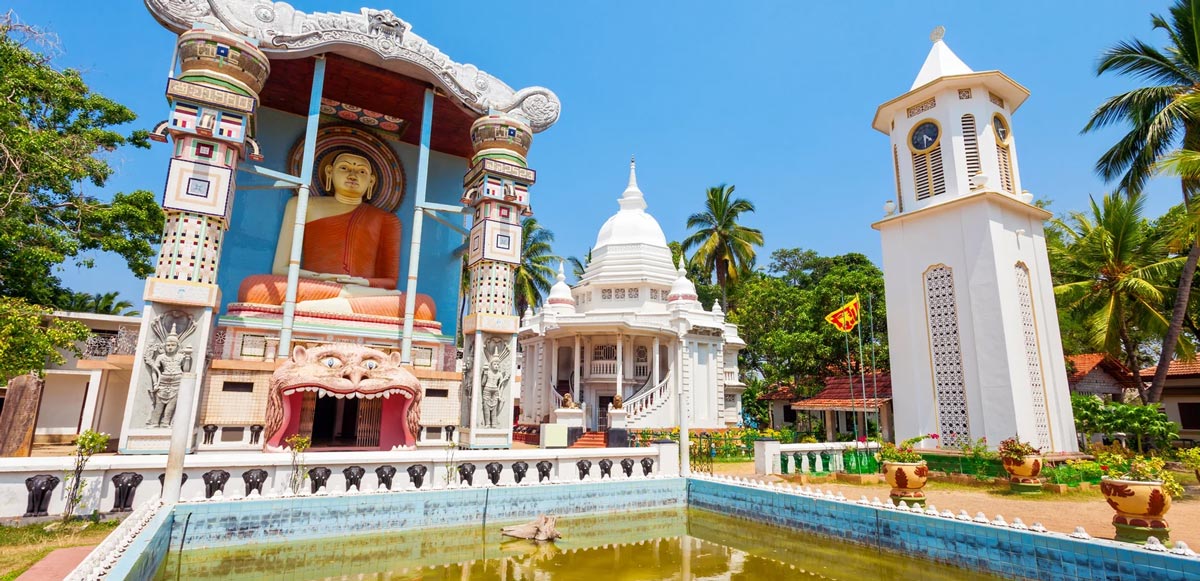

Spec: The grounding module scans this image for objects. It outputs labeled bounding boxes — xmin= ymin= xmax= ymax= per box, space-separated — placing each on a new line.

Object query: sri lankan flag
xmin=824 ymin=295 xmax=861 ymax=333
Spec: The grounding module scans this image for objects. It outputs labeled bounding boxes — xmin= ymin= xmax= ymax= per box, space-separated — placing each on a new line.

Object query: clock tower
xmin=872 ymin=29 xmax=1078 ymax=453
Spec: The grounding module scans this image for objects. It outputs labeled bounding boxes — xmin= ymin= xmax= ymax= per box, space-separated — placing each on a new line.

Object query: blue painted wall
xmin=217 ymin=108 xmax=468 ymax=338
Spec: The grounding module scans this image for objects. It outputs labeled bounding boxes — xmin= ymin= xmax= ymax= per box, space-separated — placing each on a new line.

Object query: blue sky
xmin=8 ymin=0 xmax=1182 ymax=304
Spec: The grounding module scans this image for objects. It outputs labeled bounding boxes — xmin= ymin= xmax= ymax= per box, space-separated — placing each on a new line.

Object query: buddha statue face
xmin=324 ymin=152 xmax=376 ymax=201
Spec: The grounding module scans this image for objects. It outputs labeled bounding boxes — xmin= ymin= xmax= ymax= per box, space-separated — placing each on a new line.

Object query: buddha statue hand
xmin=333 ymin=275 xmax=371 ymax=287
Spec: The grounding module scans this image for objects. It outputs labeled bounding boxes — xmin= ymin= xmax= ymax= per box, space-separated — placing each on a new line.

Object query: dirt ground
xmin=711 ymin=461 xmax=1200 ymax=547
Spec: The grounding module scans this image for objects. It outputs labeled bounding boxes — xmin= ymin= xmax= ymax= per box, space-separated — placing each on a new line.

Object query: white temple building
xmin=518 ymin=161 xmax=746 ymax=433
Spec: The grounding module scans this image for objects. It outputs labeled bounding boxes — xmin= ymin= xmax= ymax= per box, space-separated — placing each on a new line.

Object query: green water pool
xmin=154 ymin=507 xmax=1004 ymax=580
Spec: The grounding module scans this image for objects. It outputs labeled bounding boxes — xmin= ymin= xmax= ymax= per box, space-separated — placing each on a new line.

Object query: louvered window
xmin=912 ymin=146 xmax=947 ymax=200
xmin=962 ymin=114 xmax=981 ymax=178
xmin=997 ymin=143 xmax=1014 ymax=193
xmin=893 ymin=145 xmax=904 ymax=212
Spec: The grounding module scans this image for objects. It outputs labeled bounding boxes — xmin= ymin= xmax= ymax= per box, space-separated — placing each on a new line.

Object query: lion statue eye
xmin=322 ymin=357 xmax=340 ymax=368
xmin=363 ymin=360 xmax=379 ymax=370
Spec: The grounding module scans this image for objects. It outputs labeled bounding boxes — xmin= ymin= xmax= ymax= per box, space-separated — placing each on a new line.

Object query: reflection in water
xmin=156 ymin=508 xmax=1004 ymax=580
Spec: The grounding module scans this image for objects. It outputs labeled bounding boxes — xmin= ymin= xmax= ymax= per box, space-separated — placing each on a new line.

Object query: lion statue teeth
xmin=264 ymin=344 xmax=422 ymax=451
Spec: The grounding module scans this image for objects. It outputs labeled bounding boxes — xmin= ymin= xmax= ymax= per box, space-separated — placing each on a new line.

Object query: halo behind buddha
xmin=287 ymin=124 xmax=406 ymax=212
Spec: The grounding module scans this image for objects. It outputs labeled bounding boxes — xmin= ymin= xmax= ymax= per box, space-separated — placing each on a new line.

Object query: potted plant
xmin=877 ymin=434 xmax=936 ymax=506
xmin=1100 ymin=456 xmax=1182 ymax=544
xmin=998 ymin=437 xmax=1042 ymax=493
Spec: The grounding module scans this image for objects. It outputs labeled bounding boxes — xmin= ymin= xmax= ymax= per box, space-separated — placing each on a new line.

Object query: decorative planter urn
xmin=883 ymin=461 xmax=928 ymax=507
xmin=1002 ymin=456 xmax=1043 ymax=494
xmin=1100 ymin=477 xmax=1172 ymax=544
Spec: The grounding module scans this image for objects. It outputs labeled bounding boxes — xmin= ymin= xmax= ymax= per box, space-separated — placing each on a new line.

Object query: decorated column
xmin=118 ymin=29 xmax=269 ymax=453
xmin=459 ymin=114 xmax=536 ymax=448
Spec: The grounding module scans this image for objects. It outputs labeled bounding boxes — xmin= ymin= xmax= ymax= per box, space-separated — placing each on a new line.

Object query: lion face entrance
xmin=297 ymin=391 xmax=384 ymax=448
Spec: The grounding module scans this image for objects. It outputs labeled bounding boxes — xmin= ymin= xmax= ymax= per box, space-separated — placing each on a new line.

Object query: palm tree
xmin=1084 ymin=0 xmax=1200 ymax=402
xmin=681 ymin=184 xmax=764 ymax=306
xmin=90 ymin=292 xmax=138 ymax=316
xmin=567 ymin=248 xmax=592 ymax=280
xmin=1049 ymin=193 xmax=1189 ymax=402
xmin=513 ymin=217 xmax=558 ymax=315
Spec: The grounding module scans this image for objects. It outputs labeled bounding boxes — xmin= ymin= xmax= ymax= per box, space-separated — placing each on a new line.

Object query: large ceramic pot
xmin=1100 ymin=477 xmax=1172 ymax=544
xmin=1002 ymin=456 xmax=1043 ymax=494
xmin=883 ymin=461 xmax=928 ymax=507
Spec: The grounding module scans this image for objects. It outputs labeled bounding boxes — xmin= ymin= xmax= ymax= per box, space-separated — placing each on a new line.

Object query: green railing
xmin=918 ymin=454 xmax=1006 ymax=478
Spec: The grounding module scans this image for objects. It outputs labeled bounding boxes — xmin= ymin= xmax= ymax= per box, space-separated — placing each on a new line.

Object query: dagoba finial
xmin=930 ymin=25 xmax=945 ymax=43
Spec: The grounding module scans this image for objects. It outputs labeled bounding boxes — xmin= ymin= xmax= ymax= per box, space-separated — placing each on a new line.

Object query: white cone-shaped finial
xmin=911 ymin=27 xmax=973 ymax=89
xmin=619 ymin=156 xmax=647 ymax=211
xmin=546 ymin=260 xmax=576 ymax=313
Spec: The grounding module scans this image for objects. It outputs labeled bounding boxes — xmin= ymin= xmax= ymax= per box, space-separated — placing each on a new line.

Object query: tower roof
xmin=578 ymin=159 xmax=679 ymax=288
xmin=910 ymin=39 xmax=973 ymax=90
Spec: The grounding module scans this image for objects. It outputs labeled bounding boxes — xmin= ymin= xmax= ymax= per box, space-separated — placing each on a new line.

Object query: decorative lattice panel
xmin=924 ymin=265 xmax=970 ymax=447
xmin=1015 ymin=264 xmax=1052 ymax=449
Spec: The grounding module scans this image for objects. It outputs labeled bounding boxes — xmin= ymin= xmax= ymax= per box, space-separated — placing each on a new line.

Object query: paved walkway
xmin=16 ymin=545 xmax=94 ymax=580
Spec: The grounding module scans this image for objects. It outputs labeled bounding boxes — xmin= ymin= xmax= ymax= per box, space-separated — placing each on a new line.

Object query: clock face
xmin=993 ymin=115 xmax=1010 ymax=142
xmin=910 ymin=121 xmax=939 ymax=151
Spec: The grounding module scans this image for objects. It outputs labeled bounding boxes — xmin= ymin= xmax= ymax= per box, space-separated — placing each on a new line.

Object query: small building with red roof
xmin=1066 ymin=353 xmax=1139 ymax=400
xmin=791 ymin=372 xmax=893 ymax=441
xmin=1140 ymin=360 xmax=1200 ymax=443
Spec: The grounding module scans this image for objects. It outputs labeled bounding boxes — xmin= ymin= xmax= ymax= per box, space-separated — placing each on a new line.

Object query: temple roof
xmin=144 ymin=0 xmax=560 ymax=133
xmin=594 ymin=159 xmax=668 ymax=250
xmin=578 ymin=159 xmax=679 ymax=289
xmin=910 ymin=39 xmax=973 ymax=89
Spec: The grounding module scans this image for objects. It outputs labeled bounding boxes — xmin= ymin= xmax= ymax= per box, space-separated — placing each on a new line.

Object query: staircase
xmin=625 ymin=371 xmax=674 ymax=428
xmin=570 ymin=431 xmax=608 ymax=448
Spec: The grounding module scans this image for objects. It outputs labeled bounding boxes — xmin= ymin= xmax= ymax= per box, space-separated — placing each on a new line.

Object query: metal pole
xmin=401 ymin=87 xmax=436 ymax=363
xmin=841 ymin=295 xmax=859 ymax=442
xmin=278 ymin=56 xmax=327 ymax=356
xmin=868 ymin=294 xmax=880 ymax=438
xmin=856 ymin=295 xmax=869 ymax=438
xmin=161 ymin=372 xmax=198 ymax=504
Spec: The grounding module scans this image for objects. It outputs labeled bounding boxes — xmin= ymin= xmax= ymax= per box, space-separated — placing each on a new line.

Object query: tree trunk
xmin=1148 ymin=219 xmax=1200 ymax=403
xmin=1121 ymin=325 xmax=1149 ymax=404
xmin=717 ymin=257 xmax=728 ymax=308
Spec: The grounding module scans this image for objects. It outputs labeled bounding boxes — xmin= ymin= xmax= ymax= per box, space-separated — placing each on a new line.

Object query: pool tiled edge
xmin=688 ymin=477 xmax=1200 ymax=581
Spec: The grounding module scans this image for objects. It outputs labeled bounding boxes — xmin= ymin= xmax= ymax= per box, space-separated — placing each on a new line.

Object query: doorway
xmin=598 ymin=396 xmax=613 ymax=431
xmin=297 ymin=392 xmax=382 ymax=448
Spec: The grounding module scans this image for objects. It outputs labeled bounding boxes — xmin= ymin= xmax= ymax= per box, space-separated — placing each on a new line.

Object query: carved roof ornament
xmin=144 ymin=0 xmax=561 ymax=132
xmin=930 ymin=25 xmax=945 ymax=43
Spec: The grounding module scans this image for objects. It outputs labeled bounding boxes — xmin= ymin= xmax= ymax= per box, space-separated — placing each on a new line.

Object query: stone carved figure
xmin=620 ymin=458 xmax=635 ymax=478
xmin=24 ymin=474 xmax=60 ymax=517
xmin=202 ymin=424 xmax=218 ymax=444
xmin=249 ymin=424 xmax=264 ymax=445
xmin=576 ymin=459 xmax=592 ymax=481
xmin=263 ymin=344 xmax=422 ymax=451
xmin=343 ymin=465 xmax=366 ymax=491
xmin=238 ymin=151 xmax=436 ymax=320
xmin=485 ymin=462 xmax=504 ymax=485
xmin=559 ymin=392 xmax=578 ymax=410
xmin=479 ymin=338 xmax=511 ymax=429
xmin=612 ymin=393 xmax=623 ymax=410
xmin=110 ymin=472 xmax=143 ymax=513
xmin=158 ymin=473 xmax=188 ymax=491
xmin=459 ymin=463 xmax=477 ymax=486
xmin=202 ymin=469 xmax=229 ymax=498
xmin=536 ymin=460 xmax=553 ymax=483
xmin=308 ymin=467 xmax=332 ymax=493
xmin=407 ymin=464 xmax=427 ymax=489
xmin=376 ymin=465 xmax=396 ymax=490
xmin=512 ymin=461 xmax=529 ymax=484
xmin=501 ymin=515 xmax=561 ymax=542
xmin=640 ymin=458 xmax=655 ymax=477
xmin=599 ymin=459 xmax=613 ymax=479
xmin=142 ymin=313 xmax=196 ymax=428
xmin=242 ymin=469 xmax=268 ymax=496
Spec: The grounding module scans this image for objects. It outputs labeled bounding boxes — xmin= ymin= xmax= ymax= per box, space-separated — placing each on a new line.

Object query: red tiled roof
xmin=1140 ymin=359 xmax=1200 ymax=379
xmin=791 ymin=372 xmax=891 ymax=411
xmin=758 ymin=384 xmax=798 ymax=401
xmin=1068 ymin=353 xmax=1138 ymax=388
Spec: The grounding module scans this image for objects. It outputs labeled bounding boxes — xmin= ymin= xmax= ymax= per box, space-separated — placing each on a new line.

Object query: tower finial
xmin=930 ymin=25 xmax=945 ymax=43
xmin=627 ymin=155 xmax=639 ymax=190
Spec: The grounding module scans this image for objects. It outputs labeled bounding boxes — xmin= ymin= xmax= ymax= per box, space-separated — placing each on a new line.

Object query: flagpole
xmin=841 ymin=294 xmax=859 ymax=443
xmin=868 ymin=294 xmax=880 ymax=438
xmin=856 ymin=294 xmax=869 ymax=439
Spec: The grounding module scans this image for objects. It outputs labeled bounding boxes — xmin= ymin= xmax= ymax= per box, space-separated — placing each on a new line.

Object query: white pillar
xmin=550 ymin=338 xmax=559 ymax=391
xmin=78 ymin=370 xmax=104 ymax=433
xmin=652 ymin=335 xmax=661 ymax=387
xmin=616 ymin=333 xmax=624 ymax=398
xmin=161 ymin=372 xmax=198 ymax=504
xmin=572 ymin=334 xmax=580 ymax=401
xmin=678 ymin=335 xmax=690 ymax=477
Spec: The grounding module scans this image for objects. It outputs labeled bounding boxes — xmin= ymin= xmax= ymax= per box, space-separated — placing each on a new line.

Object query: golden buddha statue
xmin=238 ymin=152 xmax=436 ymax=320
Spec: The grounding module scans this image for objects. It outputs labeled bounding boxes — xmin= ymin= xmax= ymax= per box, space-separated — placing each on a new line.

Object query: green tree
xmin=739 ymin=375 xmax=772 ymax=428
xmin=0 ymin=296 xmax=89 ymax=382
xmin=513 ymin=217 xmax=558 ymax=315
xmin=0 ymin=16 xmax=163 ymax=306
xmin=53 ymin=290 xmax=138 ymax=315
xmin=1083 ymin=0 xmax=1200 ymax=403
xmin=681 ymin=184 xmax=764 ymax=307
xmin=567 ymin=247 xmax=592 ymax=280
xmin=1048 ymin=194 xmax=1187 ymax=402
xmin=730 ymin=249 xmax=887 ymax=388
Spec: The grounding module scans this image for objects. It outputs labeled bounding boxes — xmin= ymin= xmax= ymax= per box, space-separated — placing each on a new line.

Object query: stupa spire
xmin=619 ymin=155 xmax=647 ymax=211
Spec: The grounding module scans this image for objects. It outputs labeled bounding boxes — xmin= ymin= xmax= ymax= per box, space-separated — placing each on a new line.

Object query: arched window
xmin=1015 ymin=263 xmax=1052 ymax=449
xmin=993 ymin=114 xmax=1014 ymax=193
xmin=961 ymin=114 xmax=981 ymax=179
xmin=924 ymin=264 xmax=969 ymax=447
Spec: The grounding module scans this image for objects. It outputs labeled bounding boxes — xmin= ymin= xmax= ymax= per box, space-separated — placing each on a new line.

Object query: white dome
xmin=546 ymin=261 xmax=576 ymax=314
xmin=593 ymin=159 xmax=668 ymax=249
xmin=667 ymin=265 xmax=699 ymax=303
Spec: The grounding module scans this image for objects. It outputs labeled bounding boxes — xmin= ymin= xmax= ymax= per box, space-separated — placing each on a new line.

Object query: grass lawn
xmin=0 ymin=519 xmax=119 ymax=581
